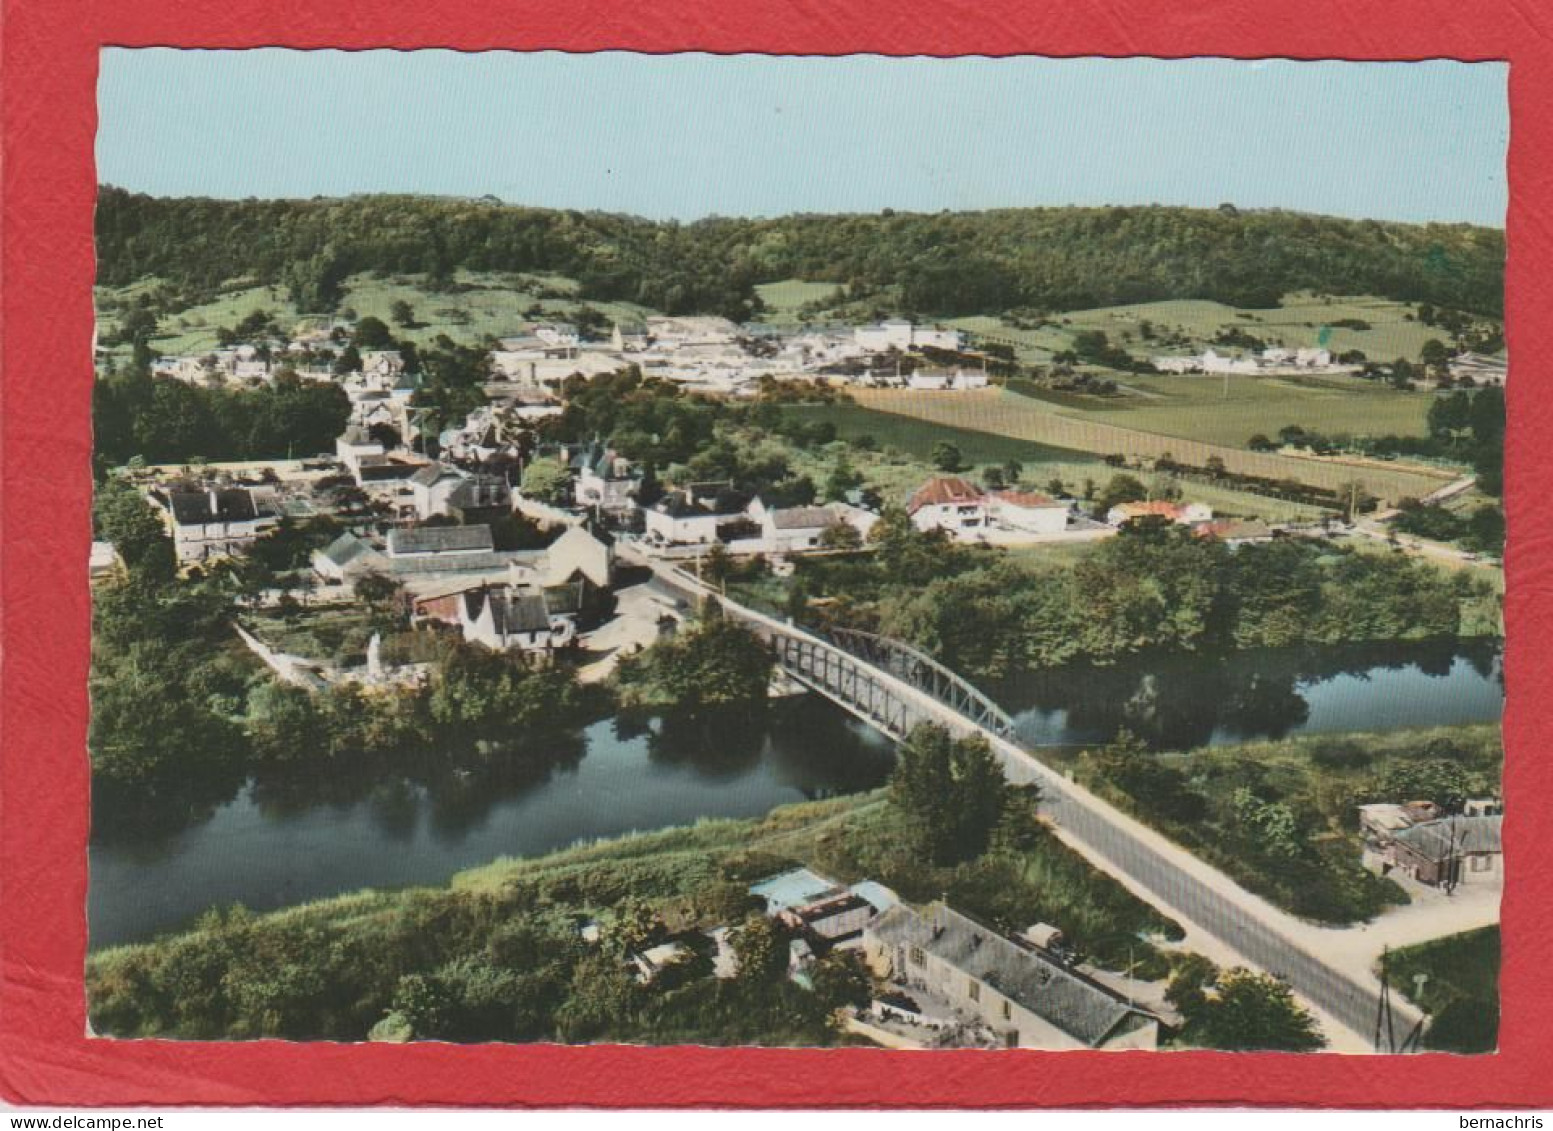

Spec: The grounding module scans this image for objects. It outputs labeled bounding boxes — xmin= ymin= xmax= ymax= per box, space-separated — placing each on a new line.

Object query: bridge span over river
xmin=631 ymin=548 xmax=1430 ymax=1050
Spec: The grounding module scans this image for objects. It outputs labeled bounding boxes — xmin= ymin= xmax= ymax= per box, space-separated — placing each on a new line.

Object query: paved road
xmin=634 ymin=549 xmax=1416 ymax=1046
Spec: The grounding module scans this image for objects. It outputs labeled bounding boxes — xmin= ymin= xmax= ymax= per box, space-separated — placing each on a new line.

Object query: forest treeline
xmin=97 ymin=189 xmax=1506 ymax=320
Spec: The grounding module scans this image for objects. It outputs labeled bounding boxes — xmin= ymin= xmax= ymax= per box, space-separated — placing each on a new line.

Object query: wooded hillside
xmin=96 ymin=188 xmax=1505 ymax=321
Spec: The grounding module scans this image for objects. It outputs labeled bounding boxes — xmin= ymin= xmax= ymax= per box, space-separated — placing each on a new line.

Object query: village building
xmin=1106 ymin=500 xmax=1214 ymax=528
xmin=1360 ymin=803 xmax=1504 ymax=888
xmin=572 ymin=443 xmax=639 ymax=515
xmin=311 ymin=531 xmax=387 ymax=584
xmin=385 ymin=524 xmax=504 ymax=573
xmin=1449 ymin=352 xmax=1508 ymax=387
xmin=641 ymin=486 xmax=755 ymax=547
xmin=533 ymin=322 xmax=581 ymax=352
xmin=988 ymin=489 xmax=1070 ymax=535
xmin=454 ymin=582 xmax=581 ymax=653
xmin=611 ymin=320 xmax=650 ymax=352
xmin=863 ymin=902 xmax=1161 ymax=1051
xmin=907 ymin=476 xmax=989 ymax=536
xmin=1191 ymin=518 xmax=1276 ymax=545
xmin=408 ymin=464 xmax=467 ymax=520
xmin=159 ymin=486 xmax=280 ymax=564
xmin=445 ymin=476 xmax=513 ymax=526
xmin=741 ymin=498 xmax=878 ymax=553
xmin=855 ymin=320 xmax=966 ymax=354
xmin=905 ymin=368 xmax=990 ymax=391
xmin=535 ymin=521 xmax=616 ymax=590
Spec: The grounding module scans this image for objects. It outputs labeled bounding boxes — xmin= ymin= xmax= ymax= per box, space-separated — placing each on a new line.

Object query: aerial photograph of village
xmin=86 ymin=50 xmax=1506 ymax=1053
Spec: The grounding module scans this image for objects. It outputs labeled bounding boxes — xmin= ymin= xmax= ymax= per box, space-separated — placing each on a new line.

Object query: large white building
xmin=161 ymin=487 xmax=280 ymax=564
xmin=855 ymin=320 xmax=966 ymax=354
xmin=906 ymin=476 xmax=989 ymax=536
xmin=864 ymin=902 xmax=1160 ymax=1051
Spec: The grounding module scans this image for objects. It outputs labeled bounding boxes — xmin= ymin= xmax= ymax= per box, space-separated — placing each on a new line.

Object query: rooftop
xmin=907 ymin=476 xmax=985 ymax=513
xmin=869 ymin=902 xmax=1155 ymax=1048
xmin=1393 ymin=815 xmax=1503 ymax=861
xmin=388 ymin=524 xmax=495 ymax=557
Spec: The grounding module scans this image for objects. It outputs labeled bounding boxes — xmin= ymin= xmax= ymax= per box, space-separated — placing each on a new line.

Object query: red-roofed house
xmin=907 ymin=477 xmax=989 ymax=536
xmin=1106 ymin=500 xmax=1214 ymax=528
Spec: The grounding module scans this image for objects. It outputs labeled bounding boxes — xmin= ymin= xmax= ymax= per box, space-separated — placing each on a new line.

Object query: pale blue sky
xmin=97 ymin=49 xmax=1508 ymax=226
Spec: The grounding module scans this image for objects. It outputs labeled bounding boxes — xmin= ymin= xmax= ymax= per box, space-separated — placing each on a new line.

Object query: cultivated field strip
xmin=853 ymin=388 xmax=1450 ymax=503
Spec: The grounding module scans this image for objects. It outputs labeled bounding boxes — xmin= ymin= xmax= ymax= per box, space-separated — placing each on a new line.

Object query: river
xmin=88 ymin=641 xmax=1502 ymax=949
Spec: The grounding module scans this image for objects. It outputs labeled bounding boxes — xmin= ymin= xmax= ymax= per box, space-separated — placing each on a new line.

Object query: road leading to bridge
xmin=634 ymin=551 xmax=1417 ymax=1047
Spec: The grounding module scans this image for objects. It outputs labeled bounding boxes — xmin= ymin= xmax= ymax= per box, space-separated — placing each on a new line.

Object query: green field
xmin=949 ymin=291 xmax=1474 ymax=370
xmin=754 ymin=278 xmax=843 ymax=324
xmin=852 ymin=387 xmax=1452 ymax=505
xmin=775 ymin=403 xmax=1329 ymax=521
xmin=1018 ymin=370 xmax=1438 ymax=449
xmin=96 ymin=269 xmax=660 ymax=360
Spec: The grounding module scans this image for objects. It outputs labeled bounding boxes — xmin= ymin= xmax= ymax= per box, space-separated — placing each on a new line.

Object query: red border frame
xmin=3 ymin=0 xmax=1548 ymax=1108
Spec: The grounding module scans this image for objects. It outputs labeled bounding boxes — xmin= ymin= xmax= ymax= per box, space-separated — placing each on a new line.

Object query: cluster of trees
xmin=86 ymin=861 xmax=869 ymax=1043
xmin=814 ymin=519 xmax=1489 ymax=681
xmin=615 ymin=602 xmax=774 ymax=713
xmin=888 ymin=724 xmax=1017 ymax=866
xmin=98 ymin=189 xmax=1505 ymax=322
xmin=1080 ymin=724 xmax=1501 ymax=924
xmin=1165 ymin=955 xmax=1325 ymax=1051
xmin=92 ymin=369 xmax=351 ymax=467
xmin=1391 ymin=499 xmax=1505 ymax=556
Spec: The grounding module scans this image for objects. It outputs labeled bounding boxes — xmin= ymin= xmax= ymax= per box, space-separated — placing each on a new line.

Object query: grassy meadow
xmin=851 ymin=387 xmax=1453 ymax=504
xmin=946 ymin=292 xmax=1459 ymax=369
xmin=774 ymin=402 xmax=1330 ymax=522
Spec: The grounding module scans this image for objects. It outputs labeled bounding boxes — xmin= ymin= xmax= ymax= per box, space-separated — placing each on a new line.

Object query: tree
xmin=1093 ymin=473 xmax=1148 ymax=518
xmin=93 ymin=479 xmax=175 ymax=583
xmin=824 ymin=454 xmax=862 ymax=502
xmin=818 ymin=522 xmax=862 ymax=551
xmin=889 ymin=723 xmax=1010 ymax=866
xmin=520 ymin=458 xmax=573 ymax=506
xmin=1191 ymin=968 xmax=1325 ymax=1052
xmin=615 ymin=605 xmax=774 ymax=711
xmin=729 ymin=915 xmax=788 ymax=986
xmin=333 ymin=345 xmax=363 ymax=375
xmin=390 ymin=300 xmax=416 ymax=327
xmin=930 ymin=441 xmax=964 ymax=473
xmin=352 ymin=316 xmax=395 ymax=350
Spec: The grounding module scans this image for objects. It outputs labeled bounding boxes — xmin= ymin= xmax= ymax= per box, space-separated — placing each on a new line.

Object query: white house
xmin=906 ymin=477 xmax=989 ymax=536
xmin=906 ymin=368 xmax=989 ymax=391
xmin=855 ymin=321 xmax=966 ymax=354
xmin=641 ymin=488 xmax=754 ymax=546
xmin=988 ymin=490 xmax=1069 ymax=535
xmin=336 ymin=426 xmax=386 ymax=480
xmin=1201 ymin=349 xmax=1259 ymax=375
xmin=863 ymin=902 xmax=1160 ymax=1051
xmin=534 ymin=322 xmax=581 ymax=351
xmin=1151 ymin=356 xmax=1203 ymax=374
xmin=541 ymin=522 xmax=615 ymax=590
xmin=311 ymin=531 xmax=387 ymax=583
xmin=572 ymin=444 xmax=638 ymax=515
xmin=408 ymin=464 xmax=467 ymax=520
xmin=457 ymin=583 xmax=579 ymax=653
xmin=744 ymin=498 xmax=878 ymax=553
xmin=162 ymin=487 xmax=279 ymax=564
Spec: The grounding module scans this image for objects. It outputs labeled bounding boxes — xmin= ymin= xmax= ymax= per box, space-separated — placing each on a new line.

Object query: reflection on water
xmin=88 ymin=699 xmax=894 ymax=949
xmin=1000 ymin=641 xmax=1503 ymax=750
xmin=89 ymin=641 xmax=1502 ymax=950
